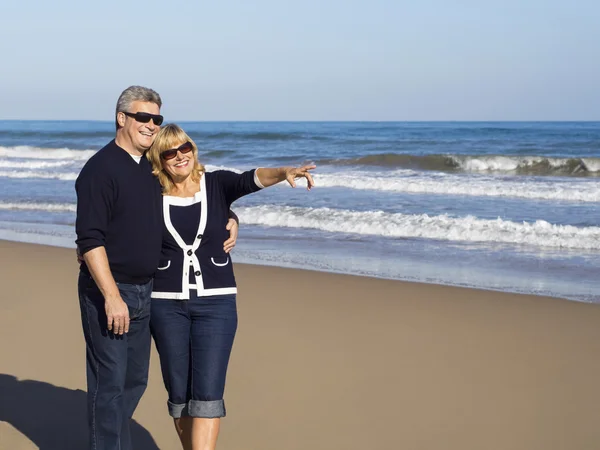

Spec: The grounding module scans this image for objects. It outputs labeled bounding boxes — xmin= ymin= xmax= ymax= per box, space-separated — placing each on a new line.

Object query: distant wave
xmin=318 ymin=153 xmax=600 ymax=176
xmin=0 ymin=170 xmax=78 ymax=180
xmin=0 ymin=164 xmax=596 ymax=203
xmin=237 ymin=205 xmax=600 ymax=250
xmin=0 ymin=165 xmax=241 ymax=181
xmin=0 ymin=202 xmax=75 ymax=212
xmin=204 ymin=164 xmax=242 ymax=173
xmin=315 ymin=172 xmax=600 ymax=202
xmin=2 ymin=145 xmax=598 ymax=178
xmin=0 ymin=130 xmax=113 ymax=139
xmin=201 ymin=150 xmax=237 ymax=158
xmin=203 ymin=132 xmax=298 ymax=141
xmin=0 ymin=146 xmax=97 ymax=160
xmin=197 ymin=131 xmax=336 ymax=142
xmin=0 ymin=160 xmax=72 ymax=169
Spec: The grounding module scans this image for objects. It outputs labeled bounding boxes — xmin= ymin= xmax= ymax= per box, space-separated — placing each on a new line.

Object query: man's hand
xmin=224 ymin=218 xmax=238 ymax=253
xmin=76 ymin=247 xmax=84 ymax=265
xmin=105 ymin=295 xmax=130 ymax=335
xmin=82 ymin=246 xmax=128 ymax=334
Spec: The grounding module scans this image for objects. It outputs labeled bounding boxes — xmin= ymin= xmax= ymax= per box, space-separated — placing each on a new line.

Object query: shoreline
xmin=0 ymin=235 xmax=582 ymax=304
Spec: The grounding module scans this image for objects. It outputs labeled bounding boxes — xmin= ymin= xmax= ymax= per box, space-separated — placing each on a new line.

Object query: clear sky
xmin=1 ymin=0 xmax=599 ymax=121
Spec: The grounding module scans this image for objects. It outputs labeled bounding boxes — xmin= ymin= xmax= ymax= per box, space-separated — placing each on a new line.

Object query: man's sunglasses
xmin=161 ymin=142 xmax=194 ymax=161
xmin=123 ymin=111 xmax=164 ymax=126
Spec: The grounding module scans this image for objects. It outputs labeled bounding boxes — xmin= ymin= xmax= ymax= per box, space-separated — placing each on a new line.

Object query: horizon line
xmin=0 ymin=119 xmax=599 ymax=123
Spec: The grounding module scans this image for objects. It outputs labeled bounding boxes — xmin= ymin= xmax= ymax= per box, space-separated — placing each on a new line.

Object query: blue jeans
xmin=150 ymin=294 xmax=237 ymax=418
xmin=78 ymin=272 xmax=153 ymax=450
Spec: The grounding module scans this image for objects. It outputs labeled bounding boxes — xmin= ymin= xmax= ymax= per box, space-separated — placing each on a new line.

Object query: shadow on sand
xmin=0 ymin=373 xmax=159 ymax=449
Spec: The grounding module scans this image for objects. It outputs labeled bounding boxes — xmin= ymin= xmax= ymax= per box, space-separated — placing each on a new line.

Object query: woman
xmin=146 ymin=123 xmax=315 ymax=450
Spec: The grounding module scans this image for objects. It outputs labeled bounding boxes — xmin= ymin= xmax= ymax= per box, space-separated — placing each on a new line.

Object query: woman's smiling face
xmin=161 ymin=141 xmax=195 ymax=180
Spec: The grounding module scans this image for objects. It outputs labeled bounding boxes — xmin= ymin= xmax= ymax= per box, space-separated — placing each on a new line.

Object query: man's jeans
xmin=78 ymin=272 xmax=152 ymax=450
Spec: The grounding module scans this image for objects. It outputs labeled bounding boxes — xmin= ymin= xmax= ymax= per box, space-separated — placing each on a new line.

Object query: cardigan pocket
xmin=210 ymin=256 xmax=229 ymax=267
xmin=157 ymin=260 xmax=171 ymax=270
xmin=153 ymin=257 xmax=184 ymax=294
xmin=200 ymin=254 xmax=236 ymax=290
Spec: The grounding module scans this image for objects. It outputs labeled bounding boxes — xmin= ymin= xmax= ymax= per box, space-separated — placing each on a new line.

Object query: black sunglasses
xmin=161 ymin=142 xmax=194 ymax=161
xmin=123 ymin=111 xmax=164 ymax=126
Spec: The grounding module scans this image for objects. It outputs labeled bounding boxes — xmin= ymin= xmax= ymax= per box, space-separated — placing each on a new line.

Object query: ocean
xmin=0 ymin=121 xmax=598 ymax=302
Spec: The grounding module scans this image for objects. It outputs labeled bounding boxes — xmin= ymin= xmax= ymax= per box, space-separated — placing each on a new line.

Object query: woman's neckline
xmin=164 ymin=189 xmax=201 ymax=200
xmin=164 ymin=176 xmax=202 ymax=199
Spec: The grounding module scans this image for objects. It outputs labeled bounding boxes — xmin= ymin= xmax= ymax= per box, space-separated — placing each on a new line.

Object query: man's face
xmin=118 ymin=101 xmax=161 ymax=152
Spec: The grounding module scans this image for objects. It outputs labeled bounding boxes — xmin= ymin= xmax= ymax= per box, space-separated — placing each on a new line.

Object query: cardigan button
xmin=187 ymin=250 xmax=193 ymax=256
xmin=197 ymin=234 xmax=203 ymax=239
xmin=195 ymin=271 xmax=201 ymax=276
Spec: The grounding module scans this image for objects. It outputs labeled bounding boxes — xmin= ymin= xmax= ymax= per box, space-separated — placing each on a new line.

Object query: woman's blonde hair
xmin=146 ymin=123 xmax=204 ymax=195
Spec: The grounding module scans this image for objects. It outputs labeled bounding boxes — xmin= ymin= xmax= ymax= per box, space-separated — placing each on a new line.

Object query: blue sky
xmin=1 ymin=0 xmax=599 ymax=120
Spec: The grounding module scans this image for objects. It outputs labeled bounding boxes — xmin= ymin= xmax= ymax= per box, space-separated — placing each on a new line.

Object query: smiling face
xmin=147 ymin=124 xmax=204 ymax=194
xmin=116 ymin=100 xmax=161 ymax=154
xmin=161 ymin=141 xmax=195 ymax=181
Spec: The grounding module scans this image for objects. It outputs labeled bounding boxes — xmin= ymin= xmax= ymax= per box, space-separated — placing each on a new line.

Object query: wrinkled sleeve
xmin=75 ymin=165 xmax=115 ymax=255
xmin=214 ymin=169 xmax=263 ymax=207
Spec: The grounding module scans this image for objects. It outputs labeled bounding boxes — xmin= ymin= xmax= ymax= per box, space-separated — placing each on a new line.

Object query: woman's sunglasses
xmin=161 ymin=142 xmax=194 ymax=161
xmin=123 ymin=111 xmax=164 ymax=126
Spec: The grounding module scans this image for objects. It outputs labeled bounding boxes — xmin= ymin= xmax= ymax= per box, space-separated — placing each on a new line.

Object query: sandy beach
xmin=2 ymin=239 xmax=600 ymax=450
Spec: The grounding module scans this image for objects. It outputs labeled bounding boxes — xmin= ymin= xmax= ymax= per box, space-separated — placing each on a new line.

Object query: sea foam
xmin=315 ymin=172 xmax=600 ymax=203
xmin=0 ymin=146 xmax=97 ymax=160
xmin=236 ymin=205 xmax=600 ymax=250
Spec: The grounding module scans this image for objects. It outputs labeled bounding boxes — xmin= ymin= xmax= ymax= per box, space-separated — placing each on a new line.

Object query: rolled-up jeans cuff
xmin=189 ymin=399 xmax=226 ymax=418
xmin=168 ymin=400 xmax=188 ymax=418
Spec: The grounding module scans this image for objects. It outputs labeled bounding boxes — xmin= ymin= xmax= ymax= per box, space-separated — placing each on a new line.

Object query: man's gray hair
xmin=115 ymin=85 xmax=162 ymax=130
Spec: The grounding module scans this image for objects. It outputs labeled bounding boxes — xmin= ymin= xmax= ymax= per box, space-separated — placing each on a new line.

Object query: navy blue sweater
xmin=75 ymin=140 xmax=163 ymax=284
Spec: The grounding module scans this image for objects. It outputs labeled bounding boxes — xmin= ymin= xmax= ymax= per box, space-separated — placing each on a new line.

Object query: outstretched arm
xmin=256 ymin=165 xmax=316 ymax=190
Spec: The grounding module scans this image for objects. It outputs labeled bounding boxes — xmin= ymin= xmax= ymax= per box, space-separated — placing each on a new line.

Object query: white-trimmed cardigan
xmin=151 ymin=169 xmax=263 ymax=299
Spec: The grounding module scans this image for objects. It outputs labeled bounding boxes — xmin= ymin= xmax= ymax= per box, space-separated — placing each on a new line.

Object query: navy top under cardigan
xmin=151 ymin=169 xmax=263 ymax=299
xmin=75 ymin=140 xmax=163 ymax=284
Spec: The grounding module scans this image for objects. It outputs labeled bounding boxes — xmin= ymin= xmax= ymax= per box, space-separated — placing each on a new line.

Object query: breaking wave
xmin=315 ymin=172 xmax=600 ymax=202
xmin=319 ymin=153 xmax=600 ymax=176
xmin=0 ymin=146 xmax=97 ymax=160
xmin=237 ymin=205 xmax=600 ymax=250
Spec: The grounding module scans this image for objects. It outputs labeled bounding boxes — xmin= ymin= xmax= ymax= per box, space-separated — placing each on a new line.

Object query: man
xmin=75 ymin=86 xmax=237 ymax=450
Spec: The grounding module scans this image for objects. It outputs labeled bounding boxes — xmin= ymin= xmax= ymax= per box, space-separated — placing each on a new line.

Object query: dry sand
xmin=1 ymin=239 xmax=600 ymax=449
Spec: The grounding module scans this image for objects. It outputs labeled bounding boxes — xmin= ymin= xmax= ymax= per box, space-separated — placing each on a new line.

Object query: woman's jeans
xmin=78 ymin=272 xmax=153 ymax=450
xmin=150 ymin=294 xmax=237 ymax=418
